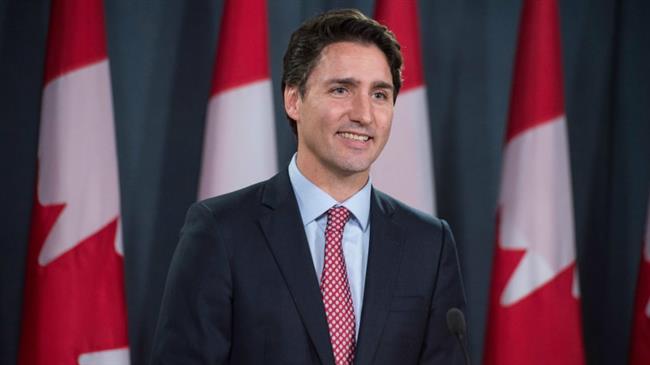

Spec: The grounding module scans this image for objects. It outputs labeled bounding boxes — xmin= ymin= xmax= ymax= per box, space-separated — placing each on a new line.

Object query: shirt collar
xmin=288 ymin=154 xmax=371 ymax=231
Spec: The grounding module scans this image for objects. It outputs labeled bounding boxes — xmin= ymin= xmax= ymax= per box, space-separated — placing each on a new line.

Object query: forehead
xmin=307 ymin=41 xmax=392 ymax=85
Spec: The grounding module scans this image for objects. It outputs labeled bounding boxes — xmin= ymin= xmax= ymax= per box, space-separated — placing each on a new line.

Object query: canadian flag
xmin=483 ymin=0 xmax=585 ymax=364
xmin=372 ymin=0 xmax=436 ymax=215
xmin=630 ymin=197 xmax=650 ymax=364
xmin=18 ymin=0 xmax=129 ymax=364
xmin=198 ymin=0 xmax=277 ymax=200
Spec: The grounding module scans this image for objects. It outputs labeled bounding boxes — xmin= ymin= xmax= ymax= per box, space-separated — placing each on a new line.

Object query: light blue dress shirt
xmin=288 ymin=154 xmax=371 ymax=338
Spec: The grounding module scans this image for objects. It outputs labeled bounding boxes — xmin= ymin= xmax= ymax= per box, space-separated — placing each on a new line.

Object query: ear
xmin=284 ymin=85 xmax=301 ymax=122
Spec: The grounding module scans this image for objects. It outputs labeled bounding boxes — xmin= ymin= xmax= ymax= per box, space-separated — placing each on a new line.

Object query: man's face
xmin=285 ymin=41 xmax=394 ymax=181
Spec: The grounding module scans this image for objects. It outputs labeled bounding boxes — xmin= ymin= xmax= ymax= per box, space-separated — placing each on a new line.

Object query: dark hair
xmin=281 ymin=8 xmax=403 ymax=135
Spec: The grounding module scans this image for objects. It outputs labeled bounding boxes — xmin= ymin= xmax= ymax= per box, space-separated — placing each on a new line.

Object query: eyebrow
xmin=372 ymin=80 xmax=394 ymax=90
xmin=327 ymin=78 xmax=394 ymax=90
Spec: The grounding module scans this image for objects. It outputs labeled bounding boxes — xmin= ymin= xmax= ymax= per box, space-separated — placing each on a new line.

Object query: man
xmin=151 ymin=9 xmax=467 ymax=365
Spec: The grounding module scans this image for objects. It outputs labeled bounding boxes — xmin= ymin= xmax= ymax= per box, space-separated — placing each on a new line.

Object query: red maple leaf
xmin=19 ymin=195 xmax=129 ymax=364
xmin=483 ymin=213 xmax=585 ymax=365
xmin=630 ymin=254 xmax=650 ymax=365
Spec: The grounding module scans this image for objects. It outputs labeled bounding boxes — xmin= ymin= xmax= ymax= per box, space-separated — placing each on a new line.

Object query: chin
xmin=320 ymin=149 xmax=378 ymax=177
xmin=334 ymin=159 xmax=373 ymax=176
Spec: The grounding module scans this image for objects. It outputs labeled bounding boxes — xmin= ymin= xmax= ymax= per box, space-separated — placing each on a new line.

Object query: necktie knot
xmin=326 ymin=206 xmax=350 ymax=233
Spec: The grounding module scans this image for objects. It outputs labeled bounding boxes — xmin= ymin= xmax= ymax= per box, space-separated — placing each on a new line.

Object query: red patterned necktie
xmin=320 ymin=206 xmax=356 ymax=365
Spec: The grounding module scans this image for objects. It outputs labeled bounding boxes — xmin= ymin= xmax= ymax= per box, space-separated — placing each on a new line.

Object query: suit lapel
xmin=257 ymin=172 xmax=335 ymax=365
xmin=355 ymin=190 xmax=404 ymax=365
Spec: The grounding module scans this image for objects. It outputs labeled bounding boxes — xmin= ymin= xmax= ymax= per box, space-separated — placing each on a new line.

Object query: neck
xmin=295 ymin=153 xmax=369 ymax=202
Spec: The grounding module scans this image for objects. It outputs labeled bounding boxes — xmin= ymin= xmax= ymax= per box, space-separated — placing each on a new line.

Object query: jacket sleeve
xmin=150 ymin=202 xmax=232 ymax=365
xmin=418 ymin=219 xmax=469 ymax=364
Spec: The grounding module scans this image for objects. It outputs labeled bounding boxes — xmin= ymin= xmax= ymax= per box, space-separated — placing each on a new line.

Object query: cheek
xmin=376 ymin=109 xmax=393 ymax=135
xmin=315 ymin=104 xmax=345 ymax=130
xmin=300 ymin=106 xmax=338 ymax=144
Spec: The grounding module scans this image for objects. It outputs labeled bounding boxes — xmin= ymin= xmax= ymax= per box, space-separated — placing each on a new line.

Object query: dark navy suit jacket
xmin=150 ymin=170 xmax=467 ymax=364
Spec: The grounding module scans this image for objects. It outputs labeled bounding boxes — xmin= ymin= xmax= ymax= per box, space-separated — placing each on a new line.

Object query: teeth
xmin=340 ymin=132 xmax=369 ymax=142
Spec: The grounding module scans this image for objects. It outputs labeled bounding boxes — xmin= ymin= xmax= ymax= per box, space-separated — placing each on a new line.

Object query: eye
xmin=372 ymin=90 xmax=389 ymax=101
xmin=330 ymin=86 xmax=349 ymax=96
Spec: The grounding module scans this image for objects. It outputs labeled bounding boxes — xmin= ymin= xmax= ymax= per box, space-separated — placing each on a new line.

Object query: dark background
xmin=1 ymin=0 xmax=648 ymax=364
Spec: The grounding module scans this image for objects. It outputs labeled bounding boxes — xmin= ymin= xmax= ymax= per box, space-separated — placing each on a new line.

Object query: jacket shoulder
xmin=373 ymin=189 xmax=448 ymax=234
xmin=198 ymin=180 xmax=266 ymax=216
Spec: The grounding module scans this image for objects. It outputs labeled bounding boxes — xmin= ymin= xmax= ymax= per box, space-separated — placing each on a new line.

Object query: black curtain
xmin=1 ymin=0 xmax=648 ymax=364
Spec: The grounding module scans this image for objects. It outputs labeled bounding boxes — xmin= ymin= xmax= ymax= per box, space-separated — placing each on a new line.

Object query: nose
xmin=349 ymin=93 xmax=373 ymax=125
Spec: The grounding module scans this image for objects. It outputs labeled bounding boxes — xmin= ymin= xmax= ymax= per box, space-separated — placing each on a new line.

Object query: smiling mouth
xmin=338 ymin=131 xmax=371 ymax=142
